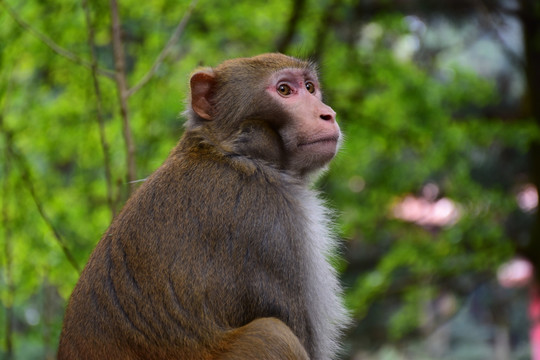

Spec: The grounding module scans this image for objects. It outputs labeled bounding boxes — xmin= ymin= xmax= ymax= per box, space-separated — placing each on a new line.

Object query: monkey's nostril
xmin=320 ymin=114 xmax=333 ymax=121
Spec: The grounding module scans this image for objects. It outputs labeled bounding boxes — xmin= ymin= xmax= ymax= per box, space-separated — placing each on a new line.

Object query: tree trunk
xmin=520 ymin=1 xmax=540 ymax=358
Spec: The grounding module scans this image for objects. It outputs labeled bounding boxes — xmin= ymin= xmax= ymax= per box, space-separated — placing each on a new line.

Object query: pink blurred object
xmin=531 ymin=286 xmax=540 ymax=360
xmin=498 ymin=257 xmax=539 ymax=359
xmin=497 ymin=258 xmax=534 ymax=288
xmin=392 ymin=183 xmax=461 ymax=227
xmin=516 ymin=184 xmax=538 ymax=212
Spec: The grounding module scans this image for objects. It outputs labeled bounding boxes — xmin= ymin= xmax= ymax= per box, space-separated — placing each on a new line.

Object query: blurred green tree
xmin=0 ymin=0 xmax=537 ymax=358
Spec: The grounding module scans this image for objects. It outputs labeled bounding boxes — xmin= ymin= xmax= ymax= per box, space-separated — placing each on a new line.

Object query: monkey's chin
xmin=293 ymin=146 xmax=338 ymax=180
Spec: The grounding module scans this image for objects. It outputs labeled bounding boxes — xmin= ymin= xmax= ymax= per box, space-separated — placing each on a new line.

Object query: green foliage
xmin=323 ymin=15 xmax=536 ymax=346
xmin=0 ymin=0 xmax=535 ymax=358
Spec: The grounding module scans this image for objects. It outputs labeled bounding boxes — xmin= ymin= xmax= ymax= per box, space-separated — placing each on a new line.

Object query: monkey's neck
xmin=173 ymin=129 xmax=314 ymax=185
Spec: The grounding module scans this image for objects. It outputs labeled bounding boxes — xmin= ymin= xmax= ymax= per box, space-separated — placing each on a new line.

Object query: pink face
xmin=266 ymin=68 xmax=341 ymax=173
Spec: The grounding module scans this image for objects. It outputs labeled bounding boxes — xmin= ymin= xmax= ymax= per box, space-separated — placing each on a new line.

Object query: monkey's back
xmin=58 ymin=135 xmax=330 ymax=359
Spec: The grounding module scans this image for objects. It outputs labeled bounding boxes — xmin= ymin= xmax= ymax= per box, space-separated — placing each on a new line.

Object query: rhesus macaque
xmin=58 ymin=53 xmax=348 ymax=360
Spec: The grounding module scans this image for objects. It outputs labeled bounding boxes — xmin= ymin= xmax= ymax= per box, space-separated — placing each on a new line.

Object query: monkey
xmin=58 ymin=53 xmax=349 ymax=360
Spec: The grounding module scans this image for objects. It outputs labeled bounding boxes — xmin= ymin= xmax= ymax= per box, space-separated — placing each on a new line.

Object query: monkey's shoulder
xmin=128 ymin=147 xmax=300 ymax=224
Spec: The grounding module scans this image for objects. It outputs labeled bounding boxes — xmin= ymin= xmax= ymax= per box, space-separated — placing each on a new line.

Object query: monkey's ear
xmin=190 ymin=70 xmax=215 ymax=121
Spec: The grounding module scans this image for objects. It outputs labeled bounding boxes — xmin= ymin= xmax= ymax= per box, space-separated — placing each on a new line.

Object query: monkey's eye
xmin=305 ymin=81 xmax=316 ymax=94
xmin=277 ymin=84 xmax=292 ymax=96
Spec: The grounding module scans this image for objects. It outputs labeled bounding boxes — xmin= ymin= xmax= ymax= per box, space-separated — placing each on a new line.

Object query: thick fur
xmin=58 ymin=53 xmax=348 ymax=360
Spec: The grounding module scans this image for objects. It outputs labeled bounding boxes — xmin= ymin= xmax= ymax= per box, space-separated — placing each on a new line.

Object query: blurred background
xmin=1 ymin=0 xmax=540 ymax=358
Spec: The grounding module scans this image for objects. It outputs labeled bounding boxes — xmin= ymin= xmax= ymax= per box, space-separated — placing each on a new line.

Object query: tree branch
xmin=1 ymin=116 xmax=15 ymax=360
xmin=110 ymin=0 xmax=137 ymax=194
xmin=127 ymin=0 xmax=198 ymax=97
xmin=81 ymin=0 xmax=117 ymax=218
xmin=276 ymin=0 xmax=306 ymax=54
xmin=312 ymin=0 xmax=342 ymax=62
xmin=0 ymin=0 xmax=115 ymax=80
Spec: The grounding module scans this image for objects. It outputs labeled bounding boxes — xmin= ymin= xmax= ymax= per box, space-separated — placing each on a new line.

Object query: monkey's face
xmin=188 ymin=54 xmax=341 ymax=177
xmin=265 ymin=68 xmax=341 ymax=175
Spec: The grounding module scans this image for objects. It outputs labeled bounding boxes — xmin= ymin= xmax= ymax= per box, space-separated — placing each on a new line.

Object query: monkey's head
xmin=186 ymin=53 xmax=341 ymax=178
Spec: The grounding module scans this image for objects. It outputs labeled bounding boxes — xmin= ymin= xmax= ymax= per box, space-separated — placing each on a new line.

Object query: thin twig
xmin=110 ymin=0 xmax=137 ymax=194
xmin=0 ymin=0 xmax=115 ymax=80
xmin=0 ymin=122 xmax=81 ymax=274
xmin=1 ymin=116 xmax=15 ymax=359
xmin=127 ymin=0 xmax=198 ymax=97
xmin=81 ymin=0 xmax=117 ymax=218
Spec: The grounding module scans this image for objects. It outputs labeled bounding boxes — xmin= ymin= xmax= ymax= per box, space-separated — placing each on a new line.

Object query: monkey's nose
xmin=320 ymin=108 xmax=336 ymax=122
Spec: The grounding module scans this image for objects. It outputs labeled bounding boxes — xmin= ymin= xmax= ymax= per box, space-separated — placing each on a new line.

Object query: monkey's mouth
xmin=298 ymin=136 xmax=339 ymax=148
